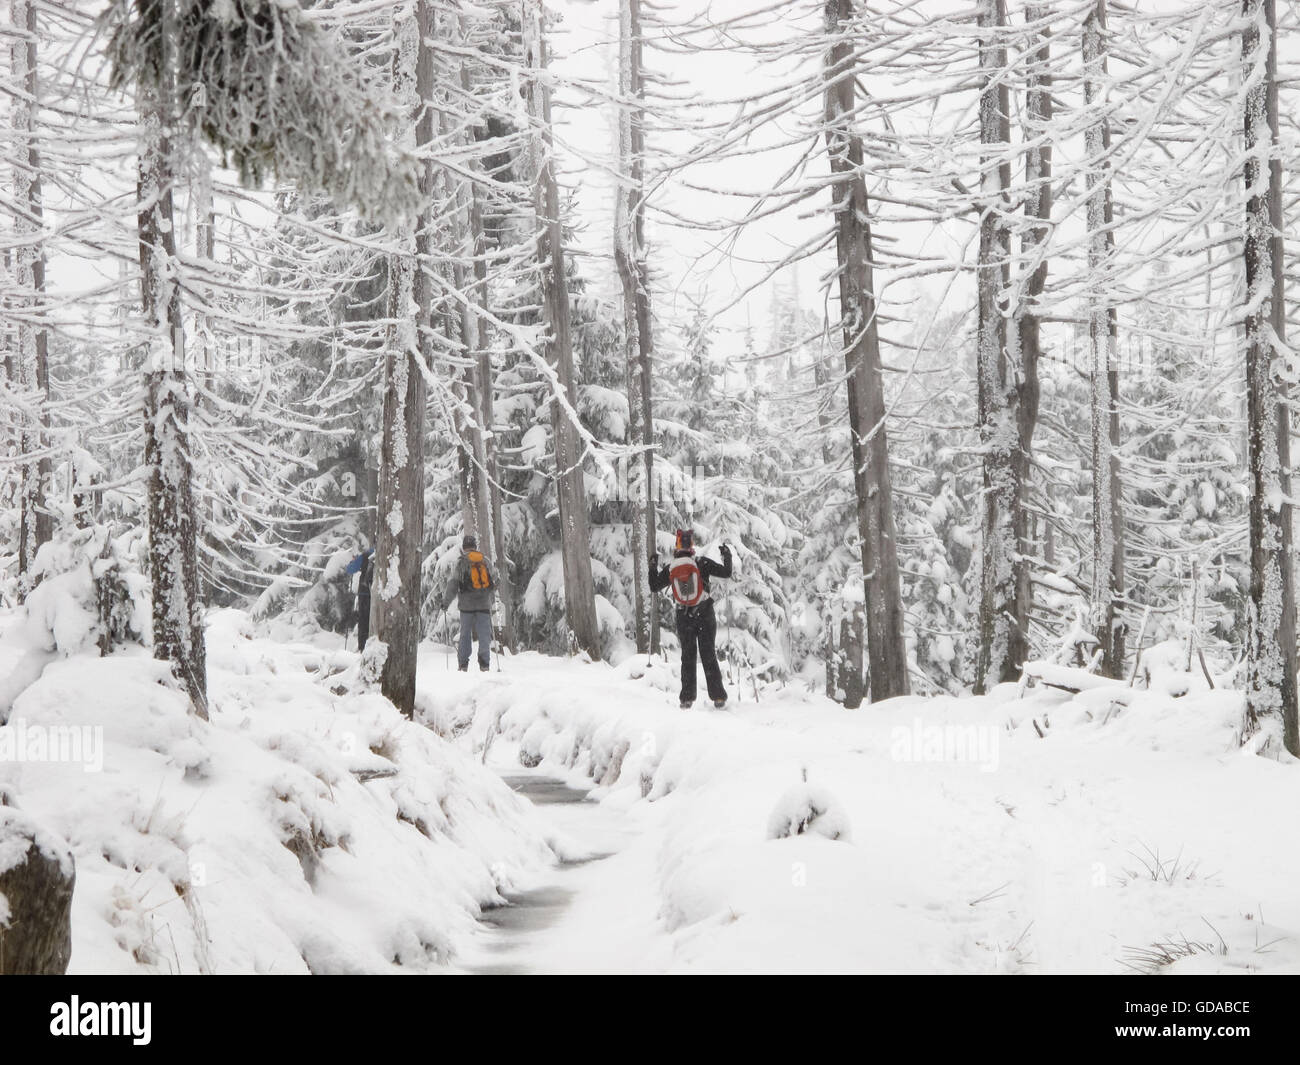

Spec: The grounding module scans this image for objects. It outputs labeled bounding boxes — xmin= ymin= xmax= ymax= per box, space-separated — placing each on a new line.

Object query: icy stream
xmin=457 ymin=773 xmax=624 ymax=975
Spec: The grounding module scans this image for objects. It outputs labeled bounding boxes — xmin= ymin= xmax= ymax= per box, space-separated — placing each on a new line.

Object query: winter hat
xmin=463 ymin=534 xmax=478 ymax=550
xmin=674 ymin=529 xmax=694 ymax=554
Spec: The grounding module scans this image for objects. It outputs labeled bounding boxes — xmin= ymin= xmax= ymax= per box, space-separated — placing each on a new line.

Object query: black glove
xmin=649 ymin=553 xmax=658 ymax=568
xmin=720 ymin=543 xmax=732 ymax=557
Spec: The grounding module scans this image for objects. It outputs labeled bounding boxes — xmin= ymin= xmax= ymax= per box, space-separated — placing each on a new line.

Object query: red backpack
xmin=669 ymin=556 xmax=707 ymax=607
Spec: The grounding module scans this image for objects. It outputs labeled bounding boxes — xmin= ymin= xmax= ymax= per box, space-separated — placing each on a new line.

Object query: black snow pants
xmin=677 ymin=600 xmax=727 ymax=705
xmin=357 ymin=592 xmax=371 ymax=651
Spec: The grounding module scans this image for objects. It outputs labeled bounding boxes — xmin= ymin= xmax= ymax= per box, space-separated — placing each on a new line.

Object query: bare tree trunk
xmin=194 ymin=156 xmax=215 ymax=387
xmin=837 ymin=602 xmax=866 ymax=709
xmin=450 ymin=220 xmax=492 ymax=573
xmin=812 ymin=335 xmax=837 ymax=470
xmin=822 ymin=0 xmax=909 ymax=702
xmin=441 ymin=92 xmax=492 ymax=559
xmin=974 ymin=0 xmax=1027 ymax=693
xmin=523 ymin=1 xmax=602 ymax=660
xmin=1082 ymin=0 xmax=1126 ymax=678
xmin=454 ymin=20 xmax=514 ymax=651
xmin=193 ymin=153 xmax=216 ymax=599
xmin=2 ymin=248 xmax=13 ymax=517
xmin=374 ymin=6 xmax=432 ymax=717
xmin=11 ymin=0 xmax=51 ymax=596
xmin=616 ymin=0 xmax=659 ymax=656
xmin=137 ymin=0 xmax=207 ymax=717
xmin=1242 ymin=0 xmax=1298 ymax=755
xmin=469 ymin=179 xmax=516 ymax=651
xmin=1013 ymin=5 xmax=1051 ymax=675
xmin=617 ymin=0 xmax=647 ymax=654
xmin=454 ymin=427 xmax=478 ymax=535
xmin=813 ymin=339 xmax=862 ymax=706
xmin=824 ymin=620 xmax=836 ymax=700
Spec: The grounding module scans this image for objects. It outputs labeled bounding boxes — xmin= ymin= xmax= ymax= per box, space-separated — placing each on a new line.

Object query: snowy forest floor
xmin=422 ymin=645 xmax=1300 ymax=974
xmin=3 ymin=606 xmax=1299 ymax=974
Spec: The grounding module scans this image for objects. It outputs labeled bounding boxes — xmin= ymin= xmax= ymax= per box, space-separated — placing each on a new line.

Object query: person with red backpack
xmin=649 ymin=529 xmax=732 ymax=709
xmin=449 ymin=534 xmax=496 ymax=672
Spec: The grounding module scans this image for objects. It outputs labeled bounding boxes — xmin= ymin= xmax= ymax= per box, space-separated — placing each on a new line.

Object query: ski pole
xmin=494 ymin=605 xmax=504 ymax=672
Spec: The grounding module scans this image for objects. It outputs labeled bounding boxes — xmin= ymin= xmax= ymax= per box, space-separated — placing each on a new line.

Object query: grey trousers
xmin=459 ymin=610 xmax=492 ymax=669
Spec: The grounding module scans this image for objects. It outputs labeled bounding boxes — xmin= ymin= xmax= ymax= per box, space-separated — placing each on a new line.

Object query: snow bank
xmin=0 ymin=609 xmax=555 ymax=973
xmin=420 ymin=647 xmax=1300 ymax=974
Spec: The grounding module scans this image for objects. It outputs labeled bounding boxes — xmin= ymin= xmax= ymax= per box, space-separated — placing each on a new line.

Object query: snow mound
xmin=766 ymin=778 xmax=852 ymax=842
xmin=615 ymin=653 xmax=678 ymax=693
xmin=0 ymin=611 xmax=555 ymax=973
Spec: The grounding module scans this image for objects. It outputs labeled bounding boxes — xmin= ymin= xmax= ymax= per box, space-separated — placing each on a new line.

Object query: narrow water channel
xmin=459 ymin=773 xmax=616 ymax=975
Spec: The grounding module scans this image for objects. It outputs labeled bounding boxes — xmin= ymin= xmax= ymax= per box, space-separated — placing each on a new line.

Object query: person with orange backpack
xmin=649 ymin=528 xmax=732 ymax=709
xmin=450 ymin=534 xmax=496 ymax=672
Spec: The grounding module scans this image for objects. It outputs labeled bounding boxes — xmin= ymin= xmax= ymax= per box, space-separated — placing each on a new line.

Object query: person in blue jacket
xmin=345 ymin=547 xmax=375 ymax=650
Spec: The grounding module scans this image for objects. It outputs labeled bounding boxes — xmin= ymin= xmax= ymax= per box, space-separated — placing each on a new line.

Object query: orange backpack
xmin=465 ymin=550 xmax=493 ymax=591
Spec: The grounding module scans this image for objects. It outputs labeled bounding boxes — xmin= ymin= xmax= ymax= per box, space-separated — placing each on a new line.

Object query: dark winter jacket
xmin=450 ymin=551 xmax=496 ymax=613
xmin=346 ymin=549 xmax=375 ymax=600
xmin=649 ymin=545 xmax=732 ymax=614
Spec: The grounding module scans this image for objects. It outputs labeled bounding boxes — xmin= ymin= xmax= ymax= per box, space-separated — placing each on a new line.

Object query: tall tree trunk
xmin=374 ymin=5 xmax=432 ymax=717
xmin=1013 ymin=5 xmax=1051 ymax=672
xmin=193 ymin=153 xmax=216 ymax=597
xmin=468 ymin=160 xmax=516 ymax=652
xmin=137 ymin=0 xmax=207 ymax=717
xmin=1242 ymin=0 xmax=1298 ymax=755
xmin=454 ymin=17 xmax=514 ymax=651
xmin=823 ymin=0 xmax=909 ymax=702
xmin=812 ymin=338 xmax=862 ymax=704
xmin=616 ymin=0 xmax=658 ymax=656
xmin=523 ymin=1 xmax=602 ymax=660
xmin=1082 ymin=0 xmax=1126 ymax=678
xmin=440 ymin=73 xmax=492 ymax=564
xmin=837 ymin=602 xmax=866 ymax=709
xmin=2 ymin=248 xmax=13 ymax=515
xmin=973 ymin=0 xmax=1027 ymax=693
xmin=450 ymin=209 xmax=493 ymax=590
xmin=11 ymin=0 xmax=52 ymax=596
xmin=194 ymin=155 xmax=215 ymax=388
